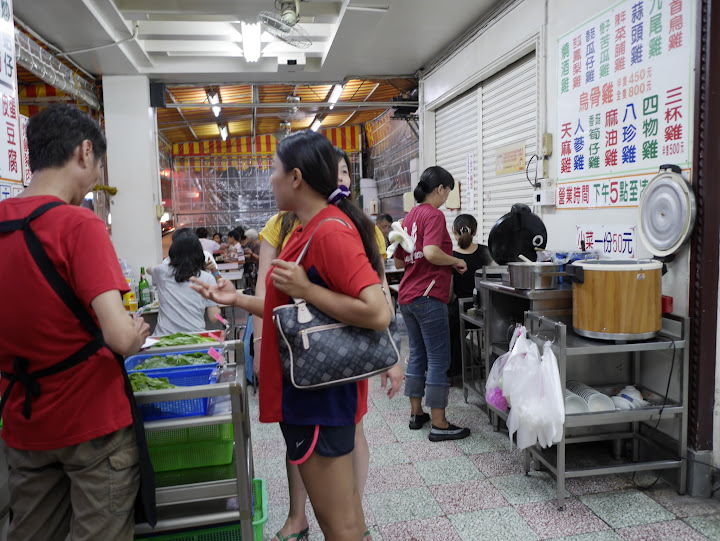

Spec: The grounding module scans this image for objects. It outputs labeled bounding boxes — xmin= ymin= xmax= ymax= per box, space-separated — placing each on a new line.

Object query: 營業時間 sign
xmin=556 ymin=0 xmax=692 ymax=209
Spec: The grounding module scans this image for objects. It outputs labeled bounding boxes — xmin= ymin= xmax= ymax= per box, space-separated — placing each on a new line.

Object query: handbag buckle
xmin=295 ymin=299 xmax=314 ymax=324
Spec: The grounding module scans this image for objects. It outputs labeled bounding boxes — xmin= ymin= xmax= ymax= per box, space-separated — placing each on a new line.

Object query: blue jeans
xmin=400 ymin=296 xmax=451 ymax=409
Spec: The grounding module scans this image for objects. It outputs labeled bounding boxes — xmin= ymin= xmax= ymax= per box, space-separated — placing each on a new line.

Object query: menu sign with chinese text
xmin=577 ymin=224 xmax=637 ymax=258
xmin=556 ymin=0 xmax=691 ymax=208
xmin=0 ymin=0 xmax=20 ymax=183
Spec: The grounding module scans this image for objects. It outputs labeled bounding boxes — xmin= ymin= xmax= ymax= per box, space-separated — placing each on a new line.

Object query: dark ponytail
xmin=169 ymin=235 xmax=205 ymax=282
xmin=277 ymin=211 xmax=299 ymax=256
xmin=414 ymin=166 xmax=455 ymax=203
xmin=453 ymin=214 xmax=477 ymax=250
xmin=276 ymin=131 xmax=383 ymax=278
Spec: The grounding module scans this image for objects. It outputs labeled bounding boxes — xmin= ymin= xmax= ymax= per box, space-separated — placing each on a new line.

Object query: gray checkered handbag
xmin=272 ymin=218 xmax=401 ymax=389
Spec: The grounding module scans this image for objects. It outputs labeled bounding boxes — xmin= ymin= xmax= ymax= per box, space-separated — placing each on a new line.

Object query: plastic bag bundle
xmin=506 ymin=341 xmax=565 ymax=450
xmin=484 ymin=326 xmax=524 ymax=411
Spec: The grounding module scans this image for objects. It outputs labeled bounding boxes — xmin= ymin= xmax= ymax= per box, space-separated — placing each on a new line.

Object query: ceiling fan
xmin=283 ymin=95 xmax=308 ymax=121
xmin=273 ymin=121 xmax=292 ymax=141
xmin=259 ymin=0 xmax=312 ymax=49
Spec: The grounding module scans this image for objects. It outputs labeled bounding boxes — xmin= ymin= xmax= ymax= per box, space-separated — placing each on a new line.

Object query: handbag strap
xmin=290 ymin=216 xmax=396 ymax=321
xmin=294 ymin=217 xmax=350 ymax=266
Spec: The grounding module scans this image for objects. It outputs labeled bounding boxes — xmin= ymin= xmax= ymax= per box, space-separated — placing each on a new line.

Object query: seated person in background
xmin=376 ymin=213 xmax=393 ymax=246
xmin=196 ymin=226 xmax=221 ymax=253
xmin=150 ymin=235 xmax=220 ymax=336
xmin=226 ymin=228 xmax=246 ymax=263
xmin=448 ymin=214 xmax=493 ymax=381
xmin=241 ymin=228 xmax=261 ymax=287
xmin=163 ymin=228 xmax=221 ymax=279
xmin=241 ymin=228 xmax=261 ymax=265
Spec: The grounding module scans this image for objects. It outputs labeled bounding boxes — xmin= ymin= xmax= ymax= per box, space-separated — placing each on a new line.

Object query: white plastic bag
xmin=498 ymin=326 xmax=532 ymax=405
xmin=506 ymin=341 xmax=565 ymax=450
xmin=538 ymin=342 xmax=565 ymax=447
xmin=484 ymin=326 xmax=524 ymax=412
xmin=506 ymin=341 xmax=542 ymax=450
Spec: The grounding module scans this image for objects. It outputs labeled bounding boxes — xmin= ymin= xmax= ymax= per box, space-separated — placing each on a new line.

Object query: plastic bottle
xmin=138 ymin=267 xmax=151 ymax=307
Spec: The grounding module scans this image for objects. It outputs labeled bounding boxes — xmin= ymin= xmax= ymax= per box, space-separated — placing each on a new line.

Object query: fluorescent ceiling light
xmin=208 ymin=92 xmax=221 ymax=117
xmin=219 ymin=123 xmax=228 ymax=141
xmin=310 ymin=118 xmax=322 ymax=132
xmin=241 ymin=21 xmax=262 ymax=62
xmin=328 ymin=85 xmax=344 ymax=109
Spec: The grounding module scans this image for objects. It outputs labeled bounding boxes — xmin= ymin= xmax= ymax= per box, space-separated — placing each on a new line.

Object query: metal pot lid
xmin=638 ymin=165 xmax=696 ymax=257
xmin=488 ymin=203 xmax=547 ymax=265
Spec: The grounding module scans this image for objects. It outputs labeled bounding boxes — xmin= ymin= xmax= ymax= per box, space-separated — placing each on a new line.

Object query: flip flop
xmin=363 ymin=530 xmax=372 ymax=541
xmin=275 ymin=527 xmax=309 ymax=541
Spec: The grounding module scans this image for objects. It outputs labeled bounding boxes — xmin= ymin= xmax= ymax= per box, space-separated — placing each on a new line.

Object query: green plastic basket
xmin=135 ymin=478 xmax=268 ymax=541
xmin=146 ymin=423 xmax=234 ymax=447
xmin=155 ymin=461 xmax=237 ymax=488
xmin=149 ymin=439 xmax=234 ymax=473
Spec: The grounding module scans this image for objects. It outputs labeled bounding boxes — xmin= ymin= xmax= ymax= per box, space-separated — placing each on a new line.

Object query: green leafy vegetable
xmin=151 ymin=333 xmax=217 ymax=348
xmin=130 ymin=372 xmax=177 ymax=392
xmin=135 ymin=353 xmax=215 ymax=370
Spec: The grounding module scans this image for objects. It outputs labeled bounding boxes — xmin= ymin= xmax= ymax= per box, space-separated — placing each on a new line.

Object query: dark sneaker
xmin=409 ymin=412 xmax=430 ymax=430
xmin=428 ymin=423 xmax=470 ymax=442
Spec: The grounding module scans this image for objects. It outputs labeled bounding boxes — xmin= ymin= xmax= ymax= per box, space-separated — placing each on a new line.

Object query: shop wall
xmin=420 ymin=0 xmax=696 ymax=450
xmin=421 ymin=0 xmax=692 ymax=316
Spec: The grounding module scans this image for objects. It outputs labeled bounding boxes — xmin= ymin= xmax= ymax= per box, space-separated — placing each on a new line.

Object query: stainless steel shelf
xmin=530 ymin=331 xmax=685 ymax=356
xmin=564 ymin=405 xmax=683 ymax=427
xmin=144 ymin=413 xmax=233 ymax=432
xmin=479 ymin=280 xmax=574 ymax=300
xmin=135 ymin=510 xmax=244 ymax=536
xmin=156 ymin=479 xmax=239 ymax=506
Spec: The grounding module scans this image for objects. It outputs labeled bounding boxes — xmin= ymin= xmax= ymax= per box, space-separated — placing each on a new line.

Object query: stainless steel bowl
xmin=507 ymin=262 xmax=561 ymax=290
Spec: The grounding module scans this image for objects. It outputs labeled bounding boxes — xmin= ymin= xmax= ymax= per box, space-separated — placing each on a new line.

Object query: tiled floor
xmin=249 ymin=372 xmax=720 ymax=540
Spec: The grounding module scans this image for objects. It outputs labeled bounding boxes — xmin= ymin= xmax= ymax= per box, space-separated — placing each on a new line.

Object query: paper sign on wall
xmin=577 ymin=224 xmax=637 ymax=258
xmin=466 ymin=153 xmax=475 ymax=209
xmin=556 ymin=0 xmax=692 ymax=208
xmin=495 ymin=141 xmax=526 ymax=176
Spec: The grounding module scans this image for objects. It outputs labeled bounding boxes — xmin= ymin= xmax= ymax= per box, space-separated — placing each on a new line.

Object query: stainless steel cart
xmin=133 ymin=340 xmax=255 ymax=539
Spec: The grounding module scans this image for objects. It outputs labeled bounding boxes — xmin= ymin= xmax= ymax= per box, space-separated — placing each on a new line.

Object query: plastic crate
xmin=149 ymin=438 xmax=234 ymax=472
xmin=135 ymin=366 xmax=218 ymax=421
xmin=146 ymin=422 xmax=234 ymax=447
xmin=154 ymin=461 xmax=236 ymax=488
xmin=125 ymin=348 xmax=219 ymax=372
xmin=135 ymin=478 xmax=268 ymax=541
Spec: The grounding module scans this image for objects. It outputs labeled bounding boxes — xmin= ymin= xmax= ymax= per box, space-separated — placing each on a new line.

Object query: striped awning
xmin=172 ymin=126 xmax=361 ymax=159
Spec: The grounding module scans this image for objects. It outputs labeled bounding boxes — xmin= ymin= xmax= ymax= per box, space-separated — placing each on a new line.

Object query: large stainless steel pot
xmin=507 ymin=262 xmax=561 ymax=290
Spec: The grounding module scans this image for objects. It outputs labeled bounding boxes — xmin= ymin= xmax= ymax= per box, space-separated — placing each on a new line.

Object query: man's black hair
xmin=27 ymin=103 xmax=107 ymax=173
xmin=196 ymin=227 xmax=209 ymax=238
xmin=376 ymin=213 xmax=393 ymax=224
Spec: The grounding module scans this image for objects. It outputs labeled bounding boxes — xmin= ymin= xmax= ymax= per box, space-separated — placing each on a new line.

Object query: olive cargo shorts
xmin=3 ymin=425 xmax=140 ymax=541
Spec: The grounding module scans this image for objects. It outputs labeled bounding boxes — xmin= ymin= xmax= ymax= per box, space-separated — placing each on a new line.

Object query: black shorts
xmin=279 ymin=422 xmax=356 ymax=465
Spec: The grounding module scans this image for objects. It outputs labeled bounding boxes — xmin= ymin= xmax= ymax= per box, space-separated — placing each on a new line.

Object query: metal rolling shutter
xmin=481 ymin=53 xmax=537 ymax=242
xmin=434 ymin=88 xmax=480 ymax=241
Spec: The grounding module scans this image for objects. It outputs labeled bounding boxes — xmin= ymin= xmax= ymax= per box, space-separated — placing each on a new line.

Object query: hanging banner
xmin=0 ymin=0 xmax=20 ymax=183
xmin=20 ymin=114 xmax=31 ymax=186
xmin=556 ymin=0 xmax=692 ymax=207
xmin=577 ymin=224 xmax=637 ymax=258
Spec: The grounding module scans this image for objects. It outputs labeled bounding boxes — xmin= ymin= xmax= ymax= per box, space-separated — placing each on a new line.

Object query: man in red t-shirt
xmin=0 ymin=104 xmax=149 ymax=540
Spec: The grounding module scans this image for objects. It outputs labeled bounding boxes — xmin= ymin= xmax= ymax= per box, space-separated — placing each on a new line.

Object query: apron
xmin=0 ymin=200 xmax=157 ymax=527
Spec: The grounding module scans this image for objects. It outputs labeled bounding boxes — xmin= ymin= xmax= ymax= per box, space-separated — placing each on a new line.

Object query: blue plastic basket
xmin=125 ymin=348 xmax=219 ymax=373
xmin=135 ymin=366 xmax=218 ymax=421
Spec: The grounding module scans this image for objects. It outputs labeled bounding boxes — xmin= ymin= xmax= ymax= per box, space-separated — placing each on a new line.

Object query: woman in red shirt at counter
xmin=191 ymin=131 xmax=390 ymax=541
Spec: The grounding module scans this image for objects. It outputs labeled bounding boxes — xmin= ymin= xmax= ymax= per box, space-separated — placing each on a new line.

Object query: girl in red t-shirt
xmin=192 ymin=131 xmax=392 ymax=541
